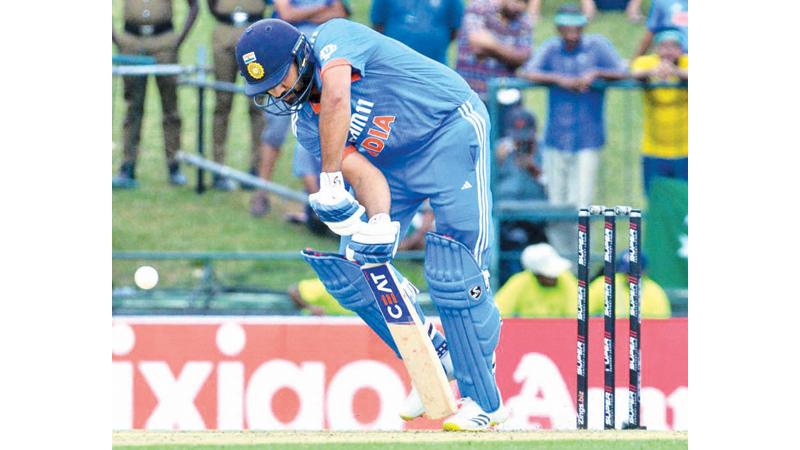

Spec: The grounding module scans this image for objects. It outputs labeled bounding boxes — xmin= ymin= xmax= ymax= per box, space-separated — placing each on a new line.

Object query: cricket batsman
xmin=235 ymin=18 xmax=507 ymax=431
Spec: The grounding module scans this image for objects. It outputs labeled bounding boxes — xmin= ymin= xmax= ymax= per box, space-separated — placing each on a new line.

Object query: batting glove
xmin=346 ymin=213 xmax=401 ymax=265
xmin=308 ymin=172 xmax=365 ymax=236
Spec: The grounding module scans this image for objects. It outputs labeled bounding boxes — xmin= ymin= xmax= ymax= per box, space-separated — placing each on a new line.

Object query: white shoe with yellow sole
xmin=442 ymin=397 xmax=509 ymax=431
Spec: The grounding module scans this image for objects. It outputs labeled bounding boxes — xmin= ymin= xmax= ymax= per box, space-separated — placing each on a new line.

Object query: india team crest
xmin=247 ymin=62 xmax=265 ymax=80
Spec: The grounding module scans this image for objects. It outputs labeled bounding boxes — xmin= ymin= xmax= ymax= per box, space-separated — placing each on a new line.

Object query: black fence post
xmin=196 ymin=46 xmax=206 ymax=194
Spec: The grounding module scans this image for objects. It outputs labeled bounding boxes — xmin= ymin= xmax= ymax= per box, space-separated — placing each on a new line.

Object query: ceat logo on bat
xmin=365 ymin=266 xmax=412 ymax=324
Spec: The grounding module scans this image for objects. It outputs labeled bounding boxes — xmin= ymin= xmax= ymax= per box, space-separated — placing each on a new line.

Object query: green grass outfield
xmin=112 ymin=1 xmax=654 ymax=291
xmin=113 ymin=430 xmax=687 ymax=449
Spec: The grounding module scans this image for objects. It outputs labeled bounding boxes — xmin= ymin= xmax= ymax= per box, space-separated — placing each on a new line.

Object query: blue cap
xmin=235 ymin=19 xmax=303 ymax=96
xmin=554 ymin=4 xmax=588 ymax=27
xmin=654 ymin=30 xmax=683 ymax=45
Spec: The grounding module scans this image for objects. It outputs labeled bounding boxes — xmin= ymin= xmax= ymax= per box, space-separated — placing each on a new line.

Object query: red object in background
xmin=112 ymin=317 xmax=687 ymax=431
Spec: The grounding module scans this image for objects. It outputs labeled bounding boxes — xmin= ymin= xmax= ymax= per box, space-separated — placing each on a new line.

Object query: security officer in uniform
xmin=208 ymin=0 xmax=271 ymax=191
xmin=112 ymin=0 xmax=199 ymax=189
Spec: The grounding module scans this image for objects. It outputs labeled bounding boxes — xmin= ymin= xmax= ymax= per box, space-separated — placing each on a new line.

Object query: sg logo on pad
xmin=469 ymin=285 xmax=482 ymax=299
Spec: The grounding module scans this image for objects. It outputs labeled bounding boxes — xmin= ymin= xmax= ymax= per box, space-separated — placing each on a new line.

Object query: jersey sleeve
xmin=593 ymin=36 xmax=626 ymax=72
xmin=521 ymin=38 xmax=555 ymax=73
xmin=312 ymin=19 xmax=373 ymax=78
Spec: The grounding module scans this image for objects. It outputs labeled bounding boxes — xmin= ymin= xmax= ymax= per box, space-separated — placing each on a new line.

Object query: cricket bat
xmin=362 ymin=263 xmax=457 ymax=419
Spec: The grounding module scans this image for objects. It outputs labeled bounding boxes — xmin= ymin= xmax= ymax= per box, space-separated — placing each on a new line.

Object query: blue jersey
xmin=522 ymin=34 xmax=625 ymax=152
xmin=292 ymin=19 xmax=475 ymax=169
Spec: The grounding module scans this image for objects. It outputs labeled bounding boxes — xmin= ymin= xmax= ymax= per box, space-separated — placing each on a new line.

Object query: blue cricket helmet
xmin=235 ymin=19 xmax=304 ymax=96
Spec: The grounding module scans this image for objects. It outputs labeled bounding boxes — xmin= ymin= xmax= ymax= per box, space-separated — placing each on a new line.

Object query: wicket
xmin=576 ymin=205 xmax=646 ymax=430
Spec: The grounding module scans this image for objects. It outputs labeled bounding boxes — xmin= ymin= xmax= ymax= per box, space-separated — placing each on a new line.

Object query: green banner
xmin=644 ymin=178 xmax=688 ymax=289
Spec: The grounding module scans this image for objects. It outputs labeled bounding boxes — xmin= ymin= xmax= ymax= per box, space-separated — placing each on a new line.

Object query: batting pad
xmin=302 ymin=250 xmax=400 ymax=358
xmin=424 ymin=233 xmax=502 ymax=413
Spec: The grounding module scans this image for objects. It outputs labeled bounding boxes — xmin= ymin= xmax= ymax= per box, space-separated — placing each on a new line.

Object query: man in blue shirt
xmin=370 ymin=0 xmax=464 ymax=66
xmin=236 ymin=18 xmax=508 ymax=431
xmin=517 ymin=3 xmax=626 ymax=256
xmin=632 ymin=0 xmax=688 ymax=57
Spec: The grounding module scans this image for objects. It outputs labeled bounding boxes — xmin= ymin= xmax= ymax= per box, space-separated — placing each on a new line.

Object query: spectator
xmin=495 ymin=105 xmax=549 ymax=284
xmin=588 ymin=252 xmax=672 ymax=318
xmin=250 ymin=0 xmax=351 ymax=216
xmin=632 ymin=0 xmax=687 ymax=58
xmin=208 ymin=0 xmax=271 ymax=193
xmin=517 ymin=3 xmax=626 ymax=257
xmin=494 ymin=243 xmax=578 ymax=318
xmin=288 ymin=278 xmax=355 ymax=316
xmin=528 ymin=0 xmax=597 ymax=23
xmin=112 ymin=0 xmax=199 ymax=189
xmin=455 ymin=0 xmax=533 ymax=103
xmin=630 ymin=30 xmax=688 ymax=195
xmin=496 ymin=105 xmax=546 ymax=202
xmin=370 ymin=0 xmax=464 ymax=66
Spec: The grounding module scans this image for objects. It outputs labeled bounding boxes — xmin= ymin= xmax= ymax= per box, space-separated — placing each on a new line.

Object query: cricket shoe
xmin=442 ymin=397 xmax=509 ymax=431
xmin=399 ymin=385 xmax=425 ymax=421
